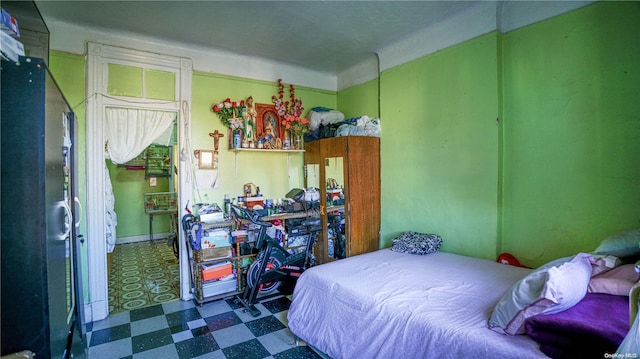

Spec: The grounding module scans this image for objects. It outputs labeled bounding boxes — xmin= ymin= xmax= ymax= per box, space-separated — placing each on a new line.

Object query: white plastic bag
xmin=309 ymin=108 xmax=344 ymax=131
xmin=304 ymin=187 xmax=320 ymax=202
xmin=335 ymin=115 xmax=381 ymax=137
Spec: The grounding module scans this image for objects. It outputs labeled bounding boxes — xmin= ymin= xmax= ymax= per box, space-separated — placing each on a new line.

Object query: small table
xmin=146 ymin=208 xmax=178 ymax=242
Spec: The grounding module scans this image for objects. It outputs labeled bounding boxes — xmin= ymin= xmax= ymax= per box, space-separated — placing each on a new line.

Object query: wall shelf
xmin=230 ymin=147 xmax=304 ymax=177
xmin=230 ymin=148 xmax=304 ymax=153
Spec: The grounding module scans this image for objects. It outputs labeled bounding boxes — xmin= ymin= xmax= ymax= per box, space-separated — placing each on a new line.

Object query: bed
xmin=287 ymin=249 xmax=547 ymax=359
xmin=287 ymin=242 xmax=639 ymax=359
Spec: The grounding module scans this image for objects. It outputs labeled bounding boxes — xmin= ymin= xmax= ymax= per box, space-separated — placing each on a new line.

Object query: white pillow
xmin=488 ymin=253 xmax=593 ymax=335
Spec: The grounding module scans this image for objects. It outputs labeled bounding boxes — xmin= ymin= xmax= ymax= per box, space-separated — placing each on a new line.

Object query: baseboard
xmin=116 ymin=233 xmax=171 ymax=244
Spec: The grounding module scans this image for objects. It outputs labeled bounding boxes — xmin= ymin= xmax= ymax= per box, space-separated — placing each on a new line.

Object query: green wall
xmin=378 ymin=32 xmax=501 ymax=260
xmin=501 ymin=1 xmax=640 ymax=266
xmin=337 ymin=79 xmax=379 ymax=119
xmin=106 ymin=162 xmax=172 ymax=237
xmin=374 ymin=1 xmax=639 ymax=267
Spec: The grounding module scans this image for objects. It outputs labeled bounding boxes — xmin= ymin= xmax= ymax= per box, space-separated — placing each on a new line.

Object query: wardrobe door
xmin=304 ymin=136 xmax=380 ymax=264
xmin=345 ymin=136 xmax=380 ymax=257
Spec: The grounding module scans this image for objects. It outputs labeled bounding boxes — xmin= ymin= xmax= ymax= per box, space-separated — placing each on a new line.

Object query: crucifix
xmin=209 ymin=130 xmax=224 ymax=169
xmin=209 ymin=130 xmax=224 ymax=151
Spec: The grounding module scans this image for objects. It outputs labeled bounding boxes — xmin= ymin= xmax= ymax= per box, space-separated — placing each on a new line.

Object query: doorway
xmin=107 ymin=126 xmax=181 ymax=314
xmin=85 ymin=43 xmax=193 ymax=322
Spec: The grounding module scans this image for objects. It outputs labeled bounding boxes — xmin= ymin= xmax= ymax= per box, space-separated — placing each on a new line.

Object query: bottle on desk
xmin=224 ymin=194 xmax=230 ymax=216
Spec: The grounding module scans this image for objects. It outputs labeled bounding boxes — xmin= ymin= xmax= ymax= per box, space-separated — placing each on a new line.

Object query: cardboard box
xmin=201 ymin=230 xmax=231 ymax=249
xmin=201 ymin=261 xmax=233 ymax=281
xmin=200 ymin=246 xmax=232 ymax=261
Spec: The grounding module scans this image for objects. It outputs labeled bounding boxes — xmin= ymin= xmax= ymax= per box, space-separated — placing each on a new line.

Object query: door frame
xmin=85 ymin=42 xmax=193 ymax=321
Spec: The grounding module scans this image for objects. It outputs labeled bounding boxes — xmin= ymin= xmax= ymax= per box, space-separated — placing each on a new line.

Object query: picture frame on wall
xmin=197 ymin=150 xmax=215 ymax=169
xmin=255 ymin=103 xmax=286 ymax=142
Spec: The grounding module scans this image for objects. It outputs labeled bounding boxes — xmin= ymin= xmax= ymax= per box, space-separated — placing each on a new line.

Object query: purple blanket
xmin=525 ymin=293 xmax=629 ymax=359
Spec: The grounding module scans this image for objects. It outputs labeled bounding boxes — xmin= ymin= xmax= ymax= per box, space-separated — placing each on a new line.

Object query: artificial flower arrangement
xmin=271 ymin=79 xmax=309 ymax=137
xmin=211 ymin=98 xmax=245 ymax=129
xmin=282 ymin=115 xmax=310 ymax=136
xmin=272 ymin=79 xmax=305 ymax=119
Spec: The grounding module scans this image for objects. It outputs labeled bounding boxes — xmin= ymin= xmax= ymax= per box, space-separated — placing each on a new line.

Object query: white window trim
xmin=85 ymin=42 xmax=193 ymax=322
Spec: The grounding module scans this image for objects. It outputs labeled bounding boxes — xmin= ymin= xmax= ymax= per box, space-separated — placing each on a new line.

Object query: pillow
xmin=594 ymin=228 xmax=640 ymax=258
xmin=590 ymin=255 xmax=622 ymax=276
xmin=588 ymin=264 xmax=640 ymax=296
xmin=391 ymin=231 xmax=442 ymax=255
xmin=488 ymin=253 xmax=593 ymax=335
xmin=593 ymin=263 xmax=640 ymax=281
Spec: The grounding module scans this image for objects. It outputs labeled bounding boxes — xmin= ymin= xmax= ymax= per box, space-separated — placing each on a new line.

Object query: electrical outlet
xmin=150 ymin=177 xmax=157 ymax=186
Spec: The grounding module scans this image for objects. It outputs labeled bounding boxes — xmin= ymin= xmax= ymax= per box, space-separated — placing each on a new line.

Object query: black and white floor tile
xmin=87 ymin=294 xmax=322 ymax=359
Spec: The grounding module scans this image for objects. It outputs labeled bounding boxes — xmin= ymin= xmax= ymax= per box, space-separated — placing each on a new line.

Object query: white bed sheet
xmin=287 ymin=249 xmax=548 ymax=359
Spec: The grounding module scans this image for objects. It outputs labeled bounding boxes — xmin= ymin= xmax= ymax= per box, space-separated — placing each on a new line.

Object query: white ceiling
xmin=34 ymin=1 xmax=480 ymax=75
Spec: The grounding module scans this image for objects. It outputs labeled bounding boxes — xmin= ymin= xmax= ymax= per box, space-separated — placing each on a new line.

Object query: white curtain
xmin=103 ymin=107 xmax=176 ymax=252
xmin=105 ymin=162 xmax=118 ymax=252
xmin=105 ymin=107 xmax=176 ymax=164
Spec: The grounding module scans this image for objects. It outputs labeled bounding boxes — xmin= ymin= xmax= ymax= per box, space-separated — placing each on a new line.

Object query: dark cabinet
xmin=1 ymin=57 xmax=85 ymax=358
xmin=304 ymin=136 xmax=380 ymax=264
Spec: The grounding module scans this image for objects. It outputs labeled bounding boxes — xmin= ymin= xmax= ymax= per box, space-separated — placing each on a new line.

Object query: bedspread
xmin=287 ymin=249 xmax=547 ymax=359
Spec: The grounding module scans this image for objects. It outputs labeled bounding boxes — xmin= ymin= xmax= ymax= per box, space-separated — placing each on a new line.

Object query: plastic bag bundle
xmin=335 ymin=116 xmax=381 ymax=137
xmin=309 ymin=107 xmax=345 ymax=131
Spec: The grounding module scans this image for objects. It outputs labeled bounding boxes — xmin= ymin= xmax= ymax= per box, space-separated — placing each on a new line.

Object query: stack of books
xmin=1 ymin=8 xmax=25 ymax=62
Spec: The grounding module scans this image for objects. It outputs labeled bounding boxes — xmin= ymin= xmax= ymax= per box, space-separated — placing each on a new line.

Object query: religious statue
xmin=242 ymin=96 xmax=257 ymax=143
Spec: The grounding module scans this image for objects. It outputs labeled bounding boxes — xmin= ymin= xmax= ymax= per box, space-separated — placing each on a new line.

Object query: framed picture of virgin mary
xmin=255 ymin=103 xmax=286 ymax=143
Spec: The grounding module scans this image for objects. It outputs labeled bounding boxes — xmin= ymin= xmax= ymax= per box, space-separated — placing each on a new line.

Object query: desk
xmin=146 ymin=209 xmax=178 ymax=242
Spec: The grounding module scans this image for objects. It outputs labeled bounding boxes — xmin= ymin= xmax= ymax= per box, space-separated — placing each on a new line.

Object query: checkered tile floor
xmin=86 ymin=294 xmax=321 ymax=359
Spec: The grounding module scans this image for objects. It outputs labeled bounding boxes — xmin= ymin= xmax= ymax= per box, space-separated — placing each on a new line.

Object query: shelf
xmin=186 ymin=211 xmax=319 ymax=305
xmin=230 ymin=147 xmax=303 ymax=176
xmin=231 ymin=148 xmax=304 ymax=153
xmin=263 ymin=211 xmax=318 ymax=221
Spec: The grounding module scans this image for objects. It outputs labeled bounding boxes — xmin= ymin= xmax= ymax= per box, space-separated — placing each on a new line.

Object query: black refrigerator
xmin=1 ymin=57 xmax=86 ymax=358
